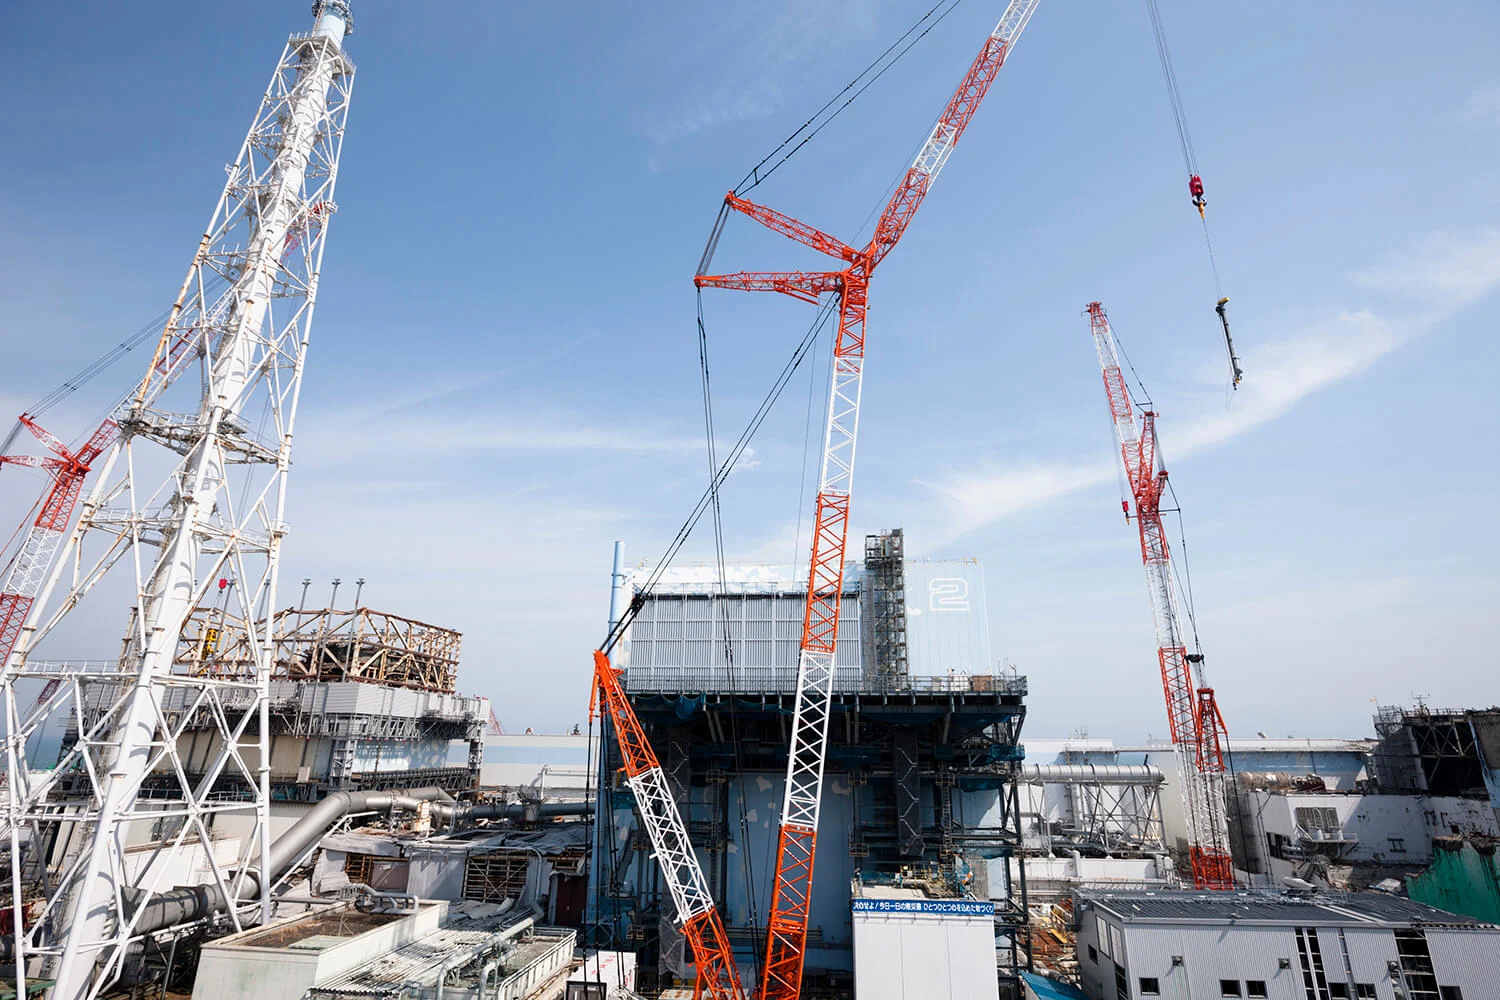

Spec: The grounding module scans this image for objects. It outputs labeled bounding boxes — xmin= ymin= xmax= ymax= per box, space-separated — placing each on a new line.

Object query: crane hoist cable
xmin=696 ymin=288 xmax=767 ymax=979
xmin=734 ymin=0 xmax=967 ymax=197
xmin=1 ymin=275 xmax=231 ymax=457
xmin=1143 ymin=0 xmax=1244 ymax=389
xmin=598 ymin=298 xmax=839 ymax=658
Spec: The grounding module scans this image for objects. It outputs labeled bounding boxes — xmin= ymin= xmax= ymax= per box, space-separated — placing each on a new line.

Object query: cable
xmin=790 ymin=319 xmax=825 ymax=569
xmin=1144 ymin=0 xmax=1243 ymax=389
xmin=733 ymin=0 xmax=966 ymax=197
xmin=1163 ymin=477 xmax=1203 ymax=657
xmin=1144 ymin=0 xmax=1197 ymax=178
xmin=600 ymin=296 xmax=839 ymax=656
xmin=1106 ymin=319 xmax=1154 ymax=411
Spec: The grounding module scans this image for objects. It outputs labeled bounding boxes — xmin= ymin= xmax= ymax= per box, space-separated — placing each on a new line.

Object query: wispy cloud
xmin=638 ymin=82 xmax=784 ymax=146
xmin=1441 ymin=82 xmax=1500 ymax=127
xmin=298 ymin=408 xmax=707 ymax=464
xmin=916 ymin=226 xmax=1500 ymax=544
xmin=1350 ymin=226 xmax=1500 ymax=306
xmin=633 ymin=0 xmax=880 ymax=152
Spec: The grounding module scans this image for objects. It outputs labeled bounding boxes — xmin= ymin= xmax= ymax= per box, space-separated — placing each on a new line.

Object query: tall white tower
xmin=0 ymin=5 xmax=355 ymax=998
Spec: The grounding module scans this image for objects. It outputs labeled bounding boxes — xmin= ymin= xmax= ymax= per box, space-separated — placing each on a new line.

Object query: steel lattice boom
xmin=591 ymin=651 xmax=746 ymax=1000
xmin=1 ymin=5 xmax=355 ymax=998
xmin=696 ymin=4 xmax=1041 ymax=996
xmin=1085 ymin=301 xmax=1234 ymax=890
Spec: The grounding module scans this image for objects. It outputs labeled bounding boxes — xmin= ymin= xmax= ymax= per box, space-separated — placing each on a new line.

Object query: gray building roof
xmin=1077 ymin=889 xmax=1498 ymax=929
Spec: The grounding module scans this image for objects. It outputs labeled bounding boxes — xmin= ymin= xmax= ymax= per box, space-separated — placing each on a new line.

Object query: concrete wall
xmin=1016 ymin=856 xmax=1168 ymax=904
xmin=1237 ymin=790 xmax=1499 ymax=876
xmin=852 ymin=901 xmax=998 ymax=1000
xmin=1023 ymin=739 xmax=1373 ymax=860
xmin=122 ymin=836 xmax=241 ymax=892
xmin=193 ymin=902 xmax=447 ymax=1000
xmin=473 ymin=733 xmax=594 ymax=797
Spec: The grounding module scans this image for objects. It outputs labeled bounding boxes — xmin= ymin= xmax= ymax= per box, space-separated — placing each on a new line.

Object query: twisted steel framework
xmin=696 ymin=4 xmax=1041 ymax=995
xmin=1085 ymin=301 xmax=1233 ymax=890
xmin=1 ymin=5 xmax=355 ymax=998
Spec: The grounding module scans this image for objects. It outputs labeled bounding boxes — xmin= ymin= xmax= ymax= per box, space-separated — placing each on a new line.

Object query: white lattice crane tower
xmin=0 ymin=5 xmax=355 ymax=998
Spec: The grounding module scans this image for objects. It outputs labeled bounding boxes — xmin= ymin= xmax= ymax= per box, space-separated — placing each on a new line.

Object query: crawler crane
xmin=696 ymin=3 xmax=1042 ymax=995
xmin=1085 ymin=302 xmax=1234 ymax=889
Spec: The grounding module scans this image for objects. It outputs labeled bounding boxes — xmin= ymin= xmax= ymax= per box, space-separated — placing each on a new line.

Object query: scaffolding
xmin=863 ymin=530 xmax=909 ymax=688
xmin=173 ymin=605 xmax=462 ymax=693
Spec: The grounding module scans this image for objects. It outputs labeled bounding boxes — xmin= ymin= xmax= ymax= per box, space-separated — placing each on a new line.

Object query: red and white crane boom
xmin=696 ymin=5 xmax=1041 ymax=995
xmin=591 ymin=650 xmax=745 ymax=1000
xmin=0 ymin=418 xmax=117 ymax=671
xmin=1085 ymin=301 xmax=1233 ymax=889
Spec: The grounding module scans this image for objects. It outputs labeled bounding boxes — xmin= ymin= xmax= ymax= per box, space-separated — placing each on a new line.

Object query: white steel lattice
xmin=627 ymin=766 xmax=716 ymax=923
xmin=1 ymin=7 xmax=354 ymax=1000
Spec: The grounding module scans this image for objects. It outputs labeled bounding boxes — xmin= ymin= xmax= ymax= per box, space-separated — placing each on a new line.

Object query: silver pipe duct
xmin=0 ymin=789 xmax=594 ymax=960
xmin=1020 ymin=764 xmax=1165 ymax=785
xmin=431 ymin=800 xmax=593 ymax=825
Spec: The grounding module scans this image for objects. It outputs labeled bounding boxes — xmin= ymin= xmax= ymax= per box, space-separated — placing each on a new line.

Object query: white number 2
xmin=929 ymin=578 xmax=968 ymax=613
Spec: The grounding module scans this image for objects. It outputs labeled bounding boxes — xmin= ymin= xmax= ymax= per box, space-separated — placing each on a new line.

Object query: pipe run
xmin=1020 ymin=764 xmax=1165 ymax=785
xmin=0 ymin=787 xmax=595 ymax=959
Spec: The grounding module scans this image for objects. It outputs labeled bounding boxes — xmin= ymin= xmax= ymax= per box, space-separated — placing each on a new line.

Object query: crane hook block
xmin=1216 ymin=297 xmax=1245 ymax=389
xmin=1188 ymin=174 xmax=1206 ymax=219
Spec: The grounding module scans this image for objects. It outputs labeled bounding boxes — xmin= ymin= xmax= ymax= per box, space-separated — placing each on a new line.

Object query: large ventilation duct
xmin=0 ymin=788 xmax=593 ymax=959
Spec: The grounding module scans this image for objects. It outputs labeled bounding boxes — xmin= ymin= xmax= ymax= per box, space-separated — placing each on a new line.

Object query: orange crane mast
xmin=696 ymin=4 xmax=1042 ymax=995
xmin=591 ymin=649 xmax=746 ymax=1000
xmin=1085 ymin=302 xmax=1233 ymax=889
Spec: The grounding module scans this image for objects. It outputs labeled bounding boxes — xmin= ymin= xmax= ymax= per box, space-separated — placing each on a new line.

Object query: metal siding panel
xmin=1424 ymin=928 xmax=1500 ymax=994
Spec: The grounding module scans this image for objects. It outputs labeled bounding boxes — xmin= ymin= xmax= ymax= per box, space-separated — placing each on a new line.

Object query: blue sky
xmin=1 ymin=1 xmax=1497 ymax=740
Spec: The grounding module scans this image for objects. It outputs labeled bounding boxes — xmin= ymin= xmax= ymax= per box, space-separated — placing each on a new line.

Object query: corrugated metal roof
xmin=1079 ymin=889 xmax=1498 ymax=928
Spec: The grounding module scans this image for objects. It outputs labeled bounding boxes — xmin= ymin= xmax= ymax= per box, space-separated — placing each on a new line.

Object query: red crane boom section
xmin=1086 ymin=302 xmax=1233 ymax=889
xmin=0 ymin=417 xmax=117 ymax=666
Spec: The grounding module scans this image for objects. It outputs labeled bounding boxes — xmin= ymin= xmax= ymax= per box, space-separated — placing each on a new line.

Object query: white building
xmin=1074 ymin=889 xmax=1500 ymax=1000
xmin=851 ymin=884 xmax=1000 ymax=1000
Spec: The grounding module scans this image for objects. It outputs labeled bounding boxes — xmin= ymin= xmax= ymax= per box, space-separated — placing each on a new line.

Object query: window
xmin=1139 ymin=979 xmax=1161 ymax=996
xmin=1329 ymin=986 xmax=1349 ymax=999
xmin=344 ymin=852 xmax=375 ymax=883
xmin=1439 ymin=989 xmax=1464 ymax=1000
xmin=1355 ymin=988 xmax=1376 ymax=1000
xmin=1248 ymin=983 xmax=1268 ymax=999
xmin=1221 ymin=982 xmax=1243 ymax=998
xmin=1087 ymin=945 xmax=1097 ymax=964
xmin=1294 ymin=806 xmax=1340 ymax=830
xmin=1388 ymin=836 xmax=1407 ymax=852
